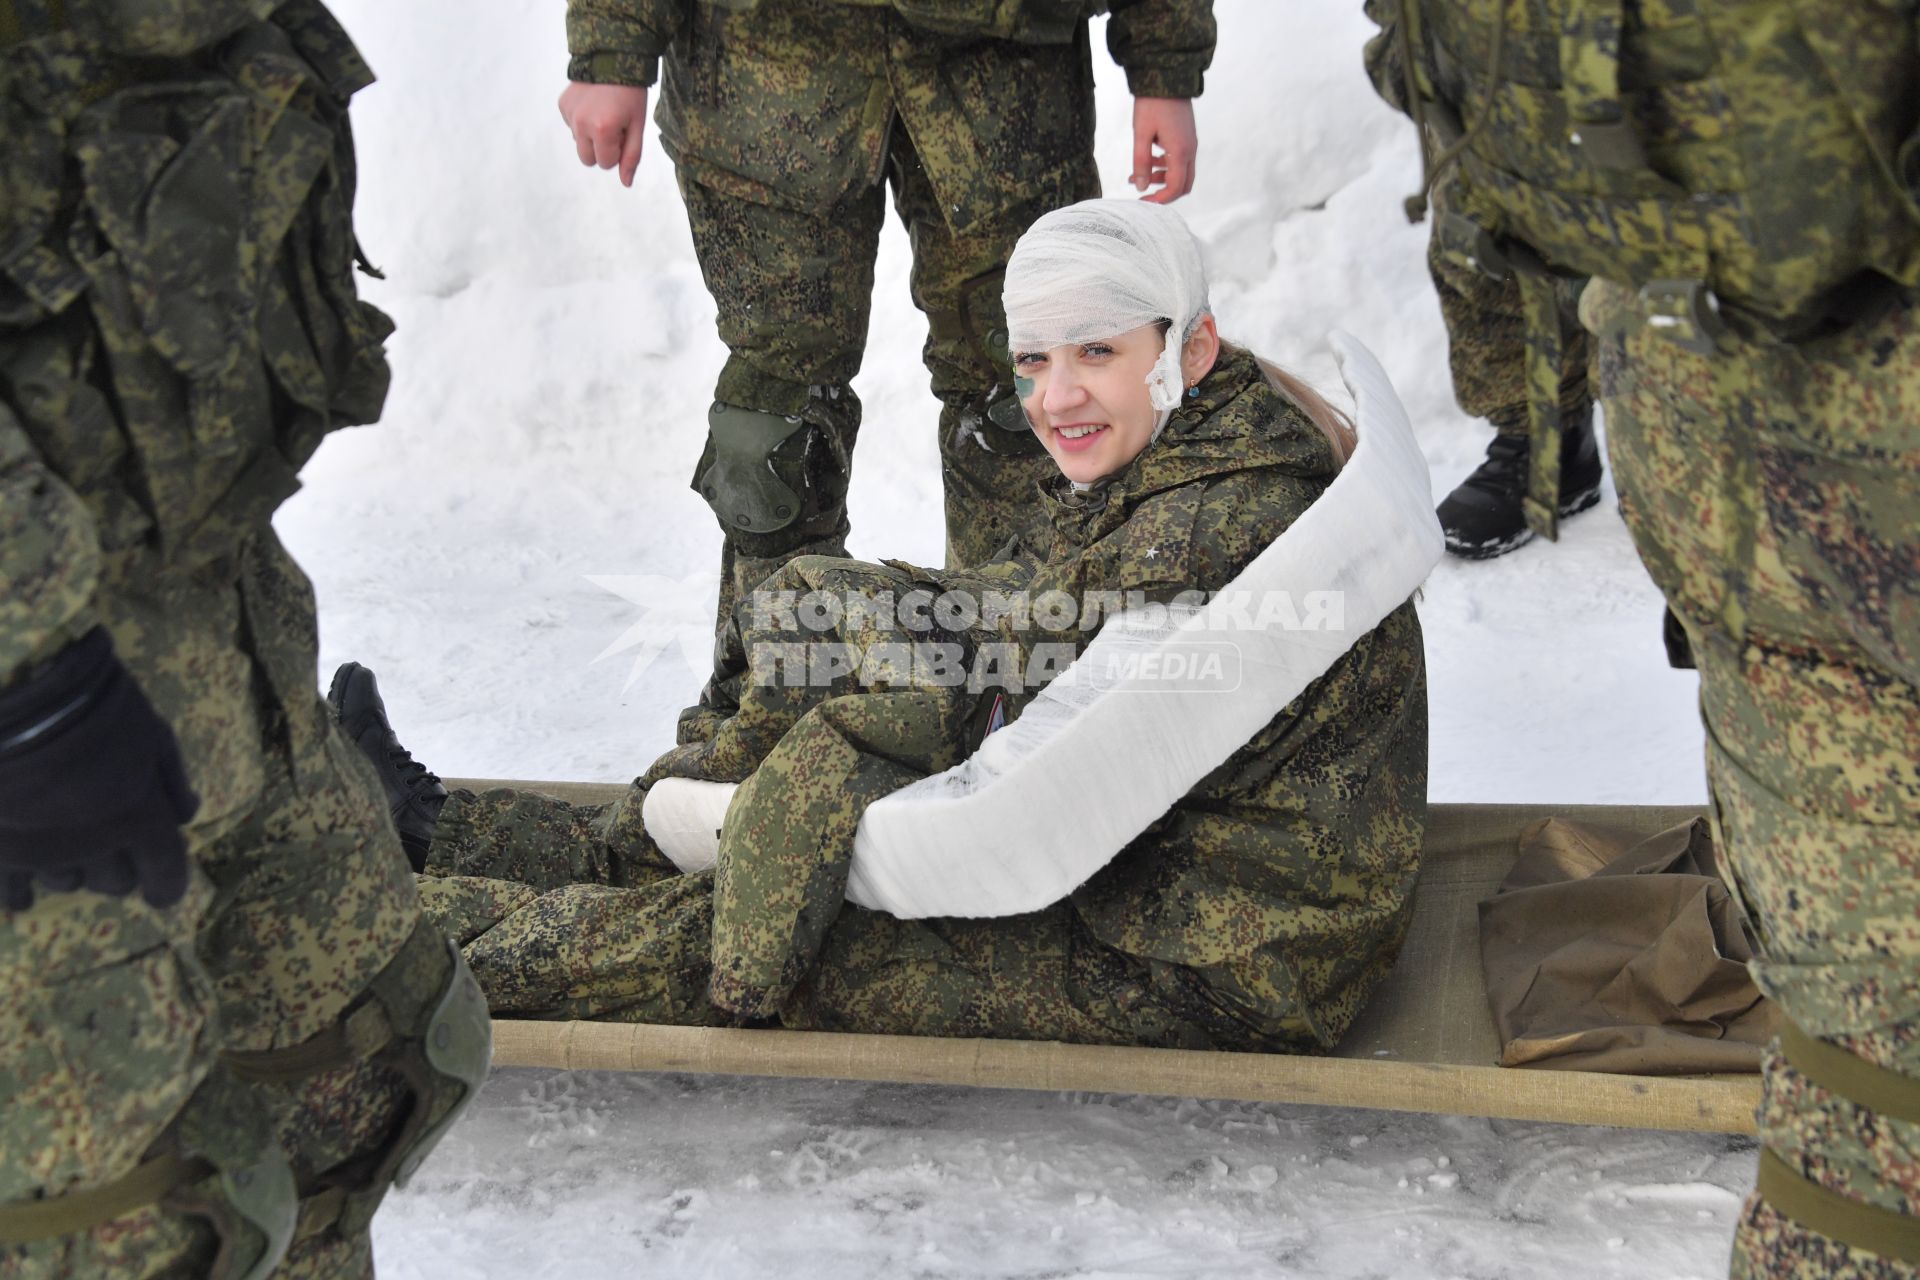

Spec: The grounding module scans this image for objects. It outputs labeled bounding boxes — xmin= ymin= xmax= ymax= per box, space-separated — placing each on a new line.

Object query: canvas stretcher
xmin=463 ymin=781 xmax=1760 ymax=1136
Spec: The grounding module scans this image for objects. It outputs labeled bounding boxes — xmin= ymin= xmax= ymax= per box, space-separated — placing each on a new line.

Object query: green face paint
xmin=1014 ymin=374 xmax=1036 ymax=399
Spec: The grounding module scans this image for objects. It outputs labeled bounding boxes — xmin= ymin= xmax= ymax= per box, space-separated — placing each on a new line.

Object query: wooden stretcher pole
xmin=489 ymin=1020 xmax=1760 ymax=1136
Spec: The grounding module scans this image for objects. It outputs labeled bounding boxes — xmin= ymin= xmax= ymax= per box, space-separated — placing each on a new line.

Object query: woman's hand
xmin=559 ymin=82 xmax=650 ymax=188
xmin=1131 ymin=97 xmax=1198 ymax=204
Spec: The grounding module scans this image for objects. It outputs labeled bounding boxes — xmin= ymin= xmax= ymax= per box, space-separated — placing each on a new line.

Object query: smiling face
xmin=1014 ymin=323 xmax=1169 ymax=486
xmin=1014 ymin=317 xmax=1220 ymax=485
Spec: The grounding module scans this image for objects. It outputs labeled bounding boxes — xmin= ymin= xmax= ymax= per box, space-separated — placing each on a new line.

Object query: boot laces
xmin=382 ymin=734 xmax=440 ymax=791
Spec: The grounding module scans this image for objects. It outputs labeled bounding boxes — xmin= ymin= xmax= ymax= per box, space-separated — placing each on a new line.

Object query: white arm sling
xmin=644 ymin=334 xmax=1442 ymax=920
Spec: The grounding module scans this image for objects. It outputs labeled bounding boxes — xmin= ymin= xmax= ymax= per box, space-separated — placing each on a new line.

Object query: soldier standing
xmin=1363 ymin=30 xmax=1602 ymax=560
xmin=0 ymin=3 xmax=487 ymax=1275
xmin=1367 ymin=2 xmax=1920 ymax=1276
xmin=556 ymin=0 xmax=1218 ymax=664
xmin=1421 ymin=172 xmax=1602 ymax=559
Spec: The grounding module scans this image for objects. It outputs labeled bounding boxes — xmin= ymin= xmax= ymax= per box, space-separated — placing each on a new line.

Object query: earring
xmin=1186 ymin=384 xmax=1199 ymax=399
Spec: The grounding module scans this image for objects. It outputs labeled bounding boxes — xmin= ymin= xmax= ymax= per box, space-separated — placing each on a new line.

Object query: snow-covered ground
xmin=375 ymin=1075 xmax=1750 ymax=1280
xmin=278 ymin=3 xmax=1746 ymax=1275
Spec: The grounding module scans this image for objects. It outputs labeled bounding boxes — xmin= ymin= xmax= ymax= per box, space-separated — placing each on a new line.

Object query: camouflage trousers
xmin=682 ymin=124 xmax=1094 ymax=639
xmin=423 ymin=557 xmax=1214 ymax=1048
xmin=0 ymin=531 xmax=424 ymax=1280
xmin=1427 ymin=171 xmax=1591 ymax=439
xmin=1588 ymin=281 xmax=1920 ymax=1279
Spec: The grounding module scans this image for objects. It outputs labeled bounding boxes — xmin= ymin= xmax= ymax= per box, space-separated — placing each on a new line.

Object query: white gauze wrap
xmin=638 ymin=777 xmax=734 ymax=874
xmin=1002 ymin=199 xmax=1210 ymax=413
xmin=645 ymin=333 xmax=1443 ymax=919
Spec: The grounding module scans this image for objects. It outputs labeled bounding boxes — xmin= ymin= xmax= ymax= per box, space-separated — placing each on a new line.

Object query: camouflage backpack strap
xmin=1556 ymin=0 xmax=1733 ymax=357
xmin=1756 ymin=1020 xmax=1920 ymax=1266
xmin=1514 ymin=252 xmax=1571 ymax=540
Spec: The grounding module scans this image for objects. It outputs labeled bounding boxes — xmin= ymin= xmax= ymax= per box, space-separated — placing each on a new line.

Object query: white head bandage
xmin=1002 ymin=199 xmax=1212 ymax=414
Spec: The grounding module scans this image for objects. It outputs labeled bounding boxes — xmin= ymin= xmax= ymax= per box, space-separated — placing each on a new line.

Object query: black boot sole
xmin=1443 ymin=480 xmax=1605 ymax=560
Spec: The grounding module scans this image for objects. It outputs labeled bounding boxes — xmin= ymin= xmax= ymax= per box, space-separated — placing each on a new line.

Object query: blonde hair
xmin=1256 ymin=356 xmax=1356 ymax=468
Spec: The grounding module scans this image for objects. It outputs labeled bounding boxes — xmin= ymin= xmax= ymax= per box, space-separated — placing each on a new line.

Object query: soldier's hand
xmin=1131 ymin=97 xmax=1198 ymax=204
xmin=0 ymin=628 xmax=198 ymax=913
xmin=559 ymin=82 xmax=649 ymax=188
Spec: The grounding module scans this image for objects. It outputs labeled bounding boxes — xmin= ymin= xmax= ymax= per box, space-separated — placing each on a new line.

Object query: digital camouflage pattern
xmin=0 ymin=4 xmax=474 ymax=1276
xmin=1587 ymin=281 xmax=1920 ymax=1279
xmin=422 ymin=349 xmax=1430 ymax=1053
xmin=1367 ymin=0 xmax=1920 ymax=537
xmin=1368 ymin=0 xmax=1920 ymax=338
xmin=676 ymin=127 xmax=1081 ymax=634
xmin=1367 ymin=3 xmax=1920 ymax=1270
xmin=1425 ymin=172 xmax=1588 ymax=441
xmin=567 ymin=0 xmax=1215 ymax=675
xmin=567 ymin=0 xmax=1217 ymax=100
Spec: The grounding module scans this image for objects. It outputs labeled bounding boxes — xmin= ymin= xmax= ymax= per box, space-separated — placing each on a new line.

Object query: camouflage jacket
xmin=1362 ymin=0 xmax=1920 ymax=341
xmin=923 ymin=349 xmax=1430 ymax=1051
xmin=568 ymin=0 xmax=1216 ymax=97
xmin=569 ymin=1 xmax=1213 ymax=228
xmin=1 ymin=1 xmax=392 ymax=684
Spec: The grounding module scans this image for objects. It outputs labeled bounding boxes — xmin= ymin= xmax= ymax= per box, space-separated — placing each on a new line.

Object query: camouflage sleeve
xmin=0 ymin=410 xmax=100 ymax=688
xmin=1105 ymin=0 xmax=1216 ymax=99
xmin=565 ymin=0 xmax=690 ymax=87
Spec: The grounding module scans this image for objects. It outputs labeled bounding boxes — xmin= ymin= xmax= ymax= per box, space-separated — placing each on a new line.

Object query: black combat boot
xmin=327 ymin=662 xmax=447 ymax=873
xmin=1436 ymin=408 xmax=1605 ymax=559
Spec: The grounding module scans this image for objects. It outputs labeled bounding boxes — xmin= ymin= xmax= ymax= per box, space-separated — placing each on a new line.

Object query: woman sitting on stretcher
xmin=334 ymin=199 xmax=1437 ymax=1053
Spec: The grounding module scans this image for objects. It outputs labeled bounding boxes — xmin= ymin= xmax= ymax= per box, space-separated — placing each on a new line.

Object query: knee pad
xmin=373 ymin=923 xmax=492 ymax=1191
xmin=164 ymin=1070 xmax=301 ymax=1280
xmin=221 ymin=919 xmax=490 ymax=1242
xmin=695 ymin=395 xmax=853 ymax=537
xmin=928 ymin=294 xmax=1043 ymax=458
xmin=948 ymin=383 xmax=1043 ymax=457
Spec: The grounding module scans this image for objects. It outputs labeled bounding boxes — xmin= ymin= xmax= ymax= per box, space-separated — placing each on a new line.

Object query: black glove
xmin=0 ymin=627 xmax=199 ymax=912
